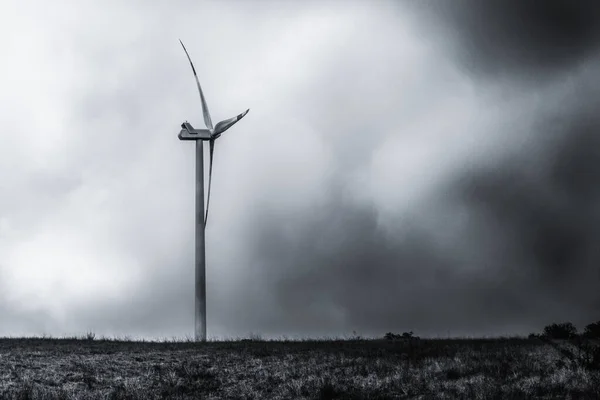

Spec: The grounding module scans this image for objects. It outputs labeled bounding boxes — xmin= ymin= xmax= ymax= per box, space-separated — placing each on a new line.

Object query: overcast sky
xmin=1 ymin=0 xmax=599 ymax=341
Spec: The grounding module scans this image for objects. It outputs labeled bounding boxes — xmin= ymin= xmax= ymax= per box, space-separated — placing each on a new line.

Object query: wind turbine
xmin=177 ymin=39 xmax=249 ymax=342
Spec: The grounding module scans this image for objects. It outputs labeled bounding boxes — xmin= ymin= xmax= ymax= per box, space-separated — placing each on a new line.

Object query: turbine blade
xmin=213 ymin=109 xmax=250 ymax=136
xmin=204 ymin=139 xmax=215 ymax=225
xmin=179 ymin=39 xmax=213 ymax=130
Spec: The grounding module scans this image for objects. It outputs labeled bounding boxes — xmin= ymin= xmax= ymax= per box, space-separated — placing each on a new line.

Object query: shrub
xmin=542 ymin=322 xmax=578 ymax=339
xmin=384 ymin=331 xmax=420 ymax=341
xmin=583 ymin=321 xmax=600 ymax=339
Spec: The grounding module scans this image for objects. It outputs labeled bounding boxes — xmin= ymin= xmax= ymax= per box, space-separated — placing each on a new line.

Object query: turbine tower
xmin=177 ymin=40 xmax=249 ymax=342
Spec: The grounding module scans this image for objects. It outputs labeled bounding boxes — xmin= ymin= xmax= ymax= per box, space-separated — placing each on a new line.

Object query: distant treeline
xmin=382 ymin=320 xmax=600 ymax=341
xmin=527 ymin=321 xmax=600 ymax=340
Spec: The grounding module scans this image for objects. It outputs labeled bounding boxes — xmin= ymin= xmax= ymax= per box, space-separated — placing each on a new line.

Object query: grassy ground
xmin=0 ymin=335 xmax=599 ymax=399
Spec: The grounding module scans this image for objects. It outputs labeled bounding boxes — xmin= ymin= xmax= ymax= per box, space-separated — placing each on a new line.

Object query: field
xmin=0 ymin=335 xmax=599 ymax=399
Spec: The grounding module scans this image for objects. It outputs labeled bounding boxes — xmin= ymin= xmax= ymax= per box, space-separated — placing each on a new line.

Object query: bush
xmin=543 ymin=322 xmax=578 ymax=339
xmin=528 ymin=333 xmax=541 ymax=339
xmin=583 ymin=321 xmax=600 ymax=339
xmin=384 ymin=331 xmax=420 ymax=341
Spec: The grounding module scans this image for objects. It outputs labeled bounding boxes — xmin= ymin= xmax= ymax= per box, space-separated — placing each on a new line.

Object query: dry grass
xmin=0 ymin=334 xmax=598 ymax=399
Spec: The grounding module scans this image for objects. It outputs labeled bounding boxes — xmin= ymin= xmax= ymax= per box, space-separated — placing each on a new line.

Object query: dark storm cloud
xmin=406 ymin=0 xmax=600 ymax=329
xmin=416 ymin=0 xmax=600 ymax=319
xmin=456 ymin=90 xmax=600 ymax=314
xmin=222 ymin=173 xmax=585 ymax=338
xmin=225 ymin=1 xmax=600 ymax=338
xmin=408 ymin=0 xmax=600 ymax=83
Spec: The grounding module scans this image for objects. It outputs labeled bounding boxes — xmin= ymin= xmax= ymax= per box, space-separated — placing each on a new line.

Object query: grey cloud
xmin=3 ymin=0 xmax=599 ymax=341
xmin=218 ymin=1 xmax=600 ymax=338
xmin=407 ymin=0 xmax=600 ymax=84
xmin=455 ymin=85 xmax=600 ymax=311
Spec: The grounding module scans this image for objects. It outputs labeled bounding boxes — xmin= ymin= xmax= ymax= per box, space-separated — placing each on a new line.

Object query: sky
xmin=0 ymin=0 xmax=599 ymax=341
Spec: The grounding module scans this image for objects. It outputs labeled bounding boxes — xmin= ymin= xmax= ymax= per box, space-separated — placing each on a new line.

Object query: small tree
xmin=583 ymin=321 xmax=600 ymax=339
xmin=543 ymin=322 xmax=578 ymax=339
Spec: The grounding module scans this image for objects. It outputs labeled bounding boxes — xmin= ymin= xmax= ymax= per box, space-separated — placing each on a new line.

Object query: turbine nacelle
xmin=178 ymin=109 xmax=250 ymax=141
xmin=178 ymin=121 xmax=212 ymax=140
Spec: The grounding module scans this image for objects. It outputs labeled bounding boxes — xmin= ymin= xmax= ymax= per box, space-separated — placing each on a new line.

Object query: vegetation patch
xmin=0 ymin=323 xmax=598 ymax=399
